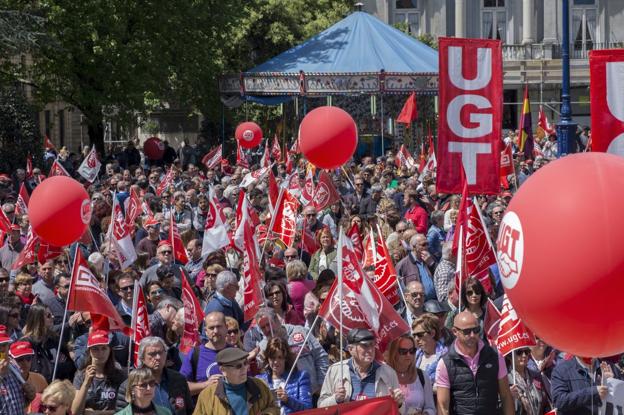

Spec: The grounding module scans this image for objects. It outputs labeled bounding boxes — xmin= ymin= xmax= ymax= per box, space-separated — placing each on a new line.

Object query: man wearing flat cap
xmin=193 ymin=348 xmax=279 ymax=415
xmin=318 ymin=328 xmax=404 ymax=409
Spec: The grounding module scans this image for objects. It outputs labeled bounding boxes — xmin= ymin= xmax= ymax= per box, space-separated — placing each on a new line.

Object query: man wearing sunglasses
xmin=435 ymin=311 xmax=514 ymax=415
xmin=194 ymin=348 xmax=279 ymax=415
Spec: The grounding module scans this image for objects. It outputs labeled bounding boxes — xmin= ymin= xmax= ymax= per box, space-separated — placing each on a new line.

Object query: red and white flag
xmin=234 ymin=195 xmax=263 ymax=321
xmin=500 ymin=143 xmax=514 ymax=177
xmin=271 ymin=190 xmax=299 ymax=248
xmin=48 ymin=159 xmax=70 ymax=177
xmin=299 ymin=168 xmax=315 ymax=206
xmin=371 ymin=226 xmax=400 ymax=305
xmin=239 ymin=166 xmax=270 ymax=189
xmin=44 ymin=135 xmax=56 ymax=151
xmin=484 ymin=298 xmax=502 ymax=347
xmin=463 ymin=200 xmax=497 ymax=281
xmin=301 ymin=220 xmax=319 ymax=255
xmin=236 ymin=143 xmax=249 ymax=169
xmin=311 ymin=171 xmax=340 ymax=211
xmin=131 ymin=282 xmax=151 ymax=366
xmin=155 ymin=167 xmax=174 ymax=196
xmin=201 ymin=145 xmax=222 ymax=170
xmin=111 ymin=197 xmax=137 ymax=269
xmin=419 ymin=129 xmax=437 ymax=181
xmin=268 ymin=169 xmax=280 ymax=212
xmin=15 ymin=183 xmax=30 ymax=216
xmin=284 ymin=150 xmax=294 ymax=174
xmin=201 ymin=186 xmax=230 ymax=256
xmin=169 ymin=214 xmax=189 ymax=264
xmin=537 ymin=105 xmax=555 ymax=136
xmin=12 ymin=227 xmax=37 ymax=270
xmin=124 ymin=188 xmax=142 ymax=232
xmin=26 ymin=153 xmax=33 ymax=179
xmin=437 ymin=37 xmax=502 ymax=194
xmin=290 ymin=137 xmax=300 ymax=154
xmin=180 ymin=269 xmax=204 ymax=353
xmin=346 ymin=222 xmax=364 ymax=263
xmin=0 ymin=209 xmax=10 ymax=234
xmin=68 ymin=249 xmax=129 ymax=333
xmin=77 ymin=146 xmax=101 ymax=183
xmin=37 ymin=240 xmax=63 ymax=263
xmin=260 ymin=141 xmax=271 ymax=169
xmin=318 ymin=230 xmax=409 ymax=352
xmin=271 ymin=135 xmax=282 ymax=162
xmin=496 ymin=294 xmax=536 ymax=356
xmin=395 ymin=144 xmax=416 ymax=170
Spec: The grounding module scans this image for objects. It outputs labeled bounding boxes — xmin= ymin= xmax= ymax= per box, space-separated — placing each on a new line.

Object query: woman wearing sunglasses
xmin=446 ymin=278 xmax=488 ymax=336
xmin=413 ymin=314 xmax=448 ymax=384
xmin=386 ymin=334 xmax=436 ymax=415
xmin=506 ymin=348 xmax=549 ymax=415
xmin=39 ymin=380 xmax=75 ymax=415
xmin=116 ymin=367 xmax=172 ymax=415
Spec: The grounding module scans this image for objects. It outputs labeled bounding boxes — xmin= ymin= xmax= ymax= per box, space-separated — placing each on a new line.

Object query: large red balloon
xmin=496 ymin=153 xmax=624 ymax=357
xmin=299 ymin=106 xmax=358 ymax=169
xmin=143 ymin=137 xmax=165 ymax=160
xmin=29 ymin=176 xmax=92 ymax=247
xmin=235 ymin=122 xmax=263 ymax=149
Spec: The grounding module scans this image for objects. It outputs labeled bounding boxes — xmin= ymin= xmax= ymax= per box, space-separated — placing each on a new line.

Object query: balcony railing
xmin=503 ymin=42 xmax=624 ymax=61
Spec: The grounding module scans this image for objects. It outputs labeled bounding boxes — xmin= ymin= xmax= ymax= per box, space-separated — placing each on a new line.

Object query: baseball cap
xmin=9 ymin=341 xmax=34 ymax=359
xmin=87 ymin=330 xmax=111 ymax=348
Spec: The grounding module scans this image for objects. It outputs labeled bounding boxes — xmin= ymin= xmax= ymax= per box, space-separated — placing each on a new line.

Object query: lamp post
xmin=556 ymin=0 xmax=577 ymax=157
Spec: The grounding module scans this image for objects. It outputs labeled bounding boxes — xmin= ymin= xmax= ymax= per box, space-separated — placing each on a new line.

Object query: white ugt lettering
xmin=447 ymin=94 xmax=493 ymax=138
xmin=448 ymin=142 xmax=492 ymax=185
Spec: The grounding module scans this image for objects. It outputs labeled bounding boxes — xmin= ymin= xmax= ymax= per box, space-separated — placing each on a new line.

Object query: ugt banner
xmin=437 ymin=37 xmax=502 ymax=194
xmin=299 ymin=396 xmax=399 ymax=415
xmin=589 ymin=49 xmax=624 ymax=156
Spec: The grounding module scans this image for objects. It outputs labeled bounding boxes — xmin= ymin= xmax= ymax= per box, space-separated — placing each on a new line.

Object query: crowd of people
xmin=0 ymin=130 xmax=617 ymax=415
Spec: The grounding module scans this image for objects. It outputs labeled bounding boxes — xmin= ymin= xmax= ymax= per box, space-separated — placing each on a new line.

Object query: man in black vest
xmin=435 ymin=311 xmax=514 ymax=415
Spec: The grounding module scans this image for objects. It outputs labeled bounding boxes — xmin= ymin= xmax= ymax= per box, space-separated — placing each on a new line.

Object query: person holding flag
xmin=505 ymin=348 xmax=550 ymax=415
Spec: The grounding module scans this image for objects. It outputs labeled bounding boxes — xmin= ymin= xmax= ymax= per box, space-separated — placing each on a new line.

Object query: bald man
xmin=435 ymin=311 xmax=514 ymax=415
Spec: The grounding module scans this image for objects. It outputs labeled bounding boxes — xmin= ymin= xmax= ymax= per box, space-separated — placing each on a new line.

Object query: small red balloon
xmin=299 ymin=106 xmax=357 ymax=169
xmin=235 ymin=122 xmax=263 ymax=149
xmin=143 ymin=137 xmax=165 ymax=160
xmin=29 ymin=176 xmax=92 ymax=247
xmin=496 ymin=153 xmax=624 ymax=357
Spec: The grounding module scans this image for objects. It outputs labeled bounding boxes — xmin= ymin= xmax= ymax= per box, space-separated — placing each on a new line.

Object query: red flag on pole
xmin=271 ymin=135 xmax=282 ymax=162
xmin=44 ymin=135 xmax=56 ymax=151
xmin=169 ymin=214 xmax=189 ymax=264
xmin=496 ymin=294 xmax=537 ymax=356
xmin=111 ymin=196 xmax=137 ymax=269
xmin=299 ymin=168 xmax=315 ymax=206
xmin=68 ymin=249 xmax=129 ymax=333
xmin=236 ymin=143 xmax=249 ymax=169
xmin=15 ymin=183 xmax=30 ymax=217
xmin=155 ymin=167 xmax=174 ymax=196
xmin=284 ymin=150 xmax=293 ymax=174
xmin=484 ymin=298 xmax=502 ymax=347
xmin=395 ymin=144 xmax=416 ymax=170
xmin=537 ymin=105 xmax=555 ymax=136
xmin=131 ymin=282 xmax=151 ymax=366
xmin=37 ymin=240 xmax=63 ymax=264
xmin=372 ymin=226 xmax=400 ymax=305
xmin=452 ymin=167 xmax=469 ymax=254
xmin=201 ymin=145 xmax=222 ymax=170
xmin=124 ymin=188 xmax=142 ymax=232
xmin=77 ymin=146 xmax=101 ymax=183
xmin=346 ymin=222 xmax=364 ymax=263
xmin=396 ymin=92 xmax=418 ymax=124
xmin=201 ymin=187 xmax=230 ymax=256
xmin=500 ymin=143 xmax=514 ymax=177
xmin=311 ymin=171 xmax=340 ymax=211
xmin=48 ymin=159 xmax=70 ymax=177
xmin=260 ymin=141 xmax=271 ymax=169
xmin=271 ymin=190 xmax=299 ymax=247
xmin=268 ymin=169 xmax=280 ymax=212
xmin=12 ymin=227 xmax=37 ymax=270
xmin=180 ymin=269 xmax=204 ymax=353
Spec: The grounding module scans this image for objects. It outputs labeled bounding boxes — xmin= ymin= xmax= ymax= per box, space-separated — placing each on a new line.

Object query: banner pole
xmin=52 ymin=244 xmax=77 ymax=381
xmin=456 ymin=225 xmax=464 ymax=312
xmin=283 ymin=313 xmax=321 ymax=386
xmin=337 ymin=227 xmax=344 ymax=381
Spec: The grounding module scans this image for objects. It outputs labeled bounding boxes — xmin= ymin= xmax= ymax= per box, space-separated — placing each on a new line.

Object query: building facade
xmin=362 ymin=0 xmax=624 ymax=129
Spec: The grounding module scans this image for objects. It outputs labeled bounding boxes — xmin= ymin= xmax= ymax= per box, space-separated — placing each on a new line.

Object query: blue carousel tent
xmin=219 ymin=11 xmax=439 ymax=103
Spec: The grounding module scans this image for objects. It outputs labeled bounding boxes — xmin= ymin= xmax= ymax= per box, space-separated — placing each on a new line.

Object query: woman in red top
xmin=14 ymin=272 xmax=36 ymax=306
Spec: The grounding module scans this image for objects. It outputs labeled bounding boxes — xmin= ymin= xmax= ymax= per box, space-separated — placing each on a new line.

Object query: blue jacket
xmin=256 ymin=369 xmax=313 ymax=414
xmin=203 ymin=293 xmax=248 ymax=331
xmin=551 ymin=358 xmax=617 ymax=415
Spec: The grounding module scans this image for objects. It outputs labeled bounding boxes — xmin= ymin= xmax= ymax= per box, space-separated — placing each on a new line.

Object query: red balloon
xmin=496 ymin=153 xmax=624 ymax=357
xmin=299 ymin=106 xmax=357 ymax=169
xmin=143 ymin=137 xmax=165 ymax=160
xmin=29 ymin=176 xmax=92 ymax=247
xmin=235 ymin=122 xmax=263 ymax=149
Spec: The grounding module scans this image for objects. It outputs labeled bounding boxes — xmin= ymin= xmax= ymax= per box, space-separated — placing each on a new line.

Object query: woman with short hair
xmin=285 ymin=260 xmax=315 ymax=321
xmin=39 ymin=380 xmax=76 ymax=415
xmin=115 ymin=367 xmax=172 ymax=415
xmin=264 ymin=280 xmax=304 ymax=326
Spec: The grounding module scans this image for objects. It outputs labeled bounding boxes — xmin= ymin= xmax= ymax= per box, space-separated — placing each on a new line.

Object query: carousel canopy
xmin=219 ymin=11 xmax=439 ymax=103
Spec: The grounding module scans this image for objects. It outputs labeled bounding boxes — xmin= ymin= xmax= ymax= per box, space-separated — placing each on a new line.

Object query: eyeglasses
xmin=0 ymin=277 xmax=9 ymax=283
xmin=517 ymin=349 xmax=531 ymax=356
xmin=135 ymin=380 xmax=157 ymax=389
xmin=58 ymin=285 xmax=70 ymax=289
xmin=454 ymin=326 xmax=480 ymax=336
xmin=396 ymin=229 xmax=405 ymax=233
xmin=4 ymin=210 xmax=14 ymax=214
xmin=205 ymin=273 xmax=217 ymax=278
xmin=305 ymin=213 xmax=316 ymax=217
xmin=40 ymin=404 xmax=58 ymax=412
xmin=227 ymin=329 xmax=239 ymax=335
xmin=465 ymin=290 xmax=481 ymax=297
xmin=268 ymin=291 xmax=282 ymax=297
xmin=409 ymin=292 xmax=424 ymax=298
xmin=159 ymin=250 xmax=172 ymax=255
xmin=224 ymin=360 xmax=249 ymax=369
xmin=398 ymin=347 xmax=417 ymax=356
xmin=120 ymin=286 xmax=134 ymax=292
xmin=355 ymin=183 xmax=363 ymax=186
xmin=413 ymin=331 xmax=428 ymax=339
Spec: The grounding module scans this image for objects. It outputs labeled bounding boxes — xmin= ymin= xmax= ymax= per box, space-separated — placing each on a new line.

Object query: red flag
xmin=131 ymin=282 xmax=151 ymax=366
xmin=301 ymin=222 xmax=319 ymax=254
xmin=15 ymin=182 xmax=30 ymax=216
xmin=26 ymin=153 xmax=33 ymax=179
xmin=77 ymin=146 xmax=101 ymax=183
xmin=395 ymin=144 xmax=416 ymax=170
xmin=362 ymin=232 xmax=375 ymax=269
xmin=260 ymin=141 xmax=270 ymax=169
xmin=396 ymin=92 xmax=418 ymax=124
xmin=537 ymin=105 xmax=555 ymax=136
xmin=500 ymin=143 xmax=514 ymax=177
xmin=124 ymin=188 xmax=142 ymax=232
xmin=68 ymin=249 xmax=129 ymax=333
xmin=48 ymin=159 xmax=69 ymax=177
xmin=284 ymin=150 xmax=293 ymax=174
xmin=268 ymin=169 xmax=280 ymax=212
xmin=311 ymin=171 xmax=340 ymax=211
xmin=299 ymin=168 xmax=315 ymax=206
xmin=239 ymin=166 xmax=271 ymax=189
xmin=155 ymin=167 xmax=174 ymax=196
xmin=484 ymin=298 xmax=502 ymax=347
xmin=271 ymin=190 xmax=299 ymax=247
xmin=201 ymin=187 xmax=230 ymax=256
xmin=111 ymin=196 xmax=137 ymax=269
xmin=201 ymin=145 xmax=222 ymax=170
xmin=236 ymin=143 xmax=249 ymax=169
xmin=180 ymin=269 xmax=204 ymax=353
xmin=37 ymin=240 xmax=63 ymax=264
xmin=271 ymin=135 xmax=282 ymax=162
xmin=169 ymin=214 xmax=188 ymax=264
xmin=0 ymin=209 xmax=10 ymax=233
xmin=372 ymin=226 xmax=400 ymax=305
xmin=295 ymin=396 xmax=399 ymax=415
xmin=12 ymin=227 xmax=37 ymax=270
xmin=318 ymin=230 xmax=409 ymax=352
xmin=419 ymin=127 xmax=437 ymax=181
xmin=346 ymin=222 xmax=364 ymax=263
xmin=436 ymin=37 xmax=502 ymax=194
xmin=496 ymin=294 xmax=536 ymax=356
xmin=589 ymin=49 xmax=624 ymax=154
xmin=290 ymin=137 xmax=300 ymax=154
xmin=463 ymin=202 xmax=497 ymax=280
xmin=44 ymin=135 xmax=56 ymax=151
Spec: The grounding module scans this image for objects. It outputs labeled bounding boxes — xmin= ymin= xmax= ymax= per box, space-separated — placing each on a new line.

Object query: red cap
xmin=87 ymin=329 xmax=110 ymax=348
xmin=144 ymin=217 xmax=160 ymax=227
xmin=9 ymin=224 xmax=20 ymax=231
xmin=0 ymin=325 xmax=10 ymax=344
xmin=157 ymin=240 xmax=172 ymax=249
xmin=9 ymin=341 xmax=34 ymax=358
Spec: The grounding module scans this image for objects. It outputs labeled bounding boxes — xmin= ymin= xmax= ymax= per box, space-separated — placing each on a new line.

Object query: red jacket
xmin=404 ymin=205 xmax=429 ymax=233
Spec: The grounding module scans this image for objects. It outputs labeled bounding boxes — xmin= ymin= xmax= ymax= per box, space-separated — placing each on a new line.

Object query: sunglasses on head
xmin=454 ymin=326 xmax=480 ymax=336
xmin=398 ymin=347 xmax=417 ymax=356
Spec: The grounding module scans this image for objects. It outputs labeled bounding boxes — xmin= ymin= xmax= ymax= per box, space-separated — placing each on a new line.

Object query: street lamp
xmin=556 ymin=0 xmax=577 ymax=157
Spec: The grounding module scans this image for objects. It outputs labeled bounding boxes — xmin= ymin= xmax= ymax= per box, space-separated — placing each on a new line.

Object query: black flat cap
xmin=424 ymin=299 xmax=451 ymax=314
xmin=347 ymin=328 xmax=375 ymax=345
xmin=216 ymin=348 xmax=248 ymax=365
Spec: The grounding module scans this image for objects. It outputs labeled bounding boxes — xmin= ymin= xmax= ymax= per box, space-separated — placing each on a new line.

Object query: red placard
xmin=589 ymin=49 xmax=624 ymax=155
xmin=437 ymin=37 xmax=502 ymax=194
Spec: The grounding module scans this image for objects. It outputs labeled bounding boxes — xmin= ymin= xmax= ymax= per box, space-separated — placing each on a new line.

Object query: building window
xmin=395 ymin=0 xmax=419 ymax=36
xmin=482 ymin=0 xmax=506 ymax=42
xmin=396 ymin=0 xmax=417 ymax=8
xmin=572 ymin=6 xmax=596 ymax=56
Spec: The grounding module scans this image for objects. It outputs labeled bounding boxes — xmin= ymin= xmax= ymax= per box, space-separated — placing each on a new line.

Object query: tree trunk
xmin=86 ymin=118 xmax=105 ymax=158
